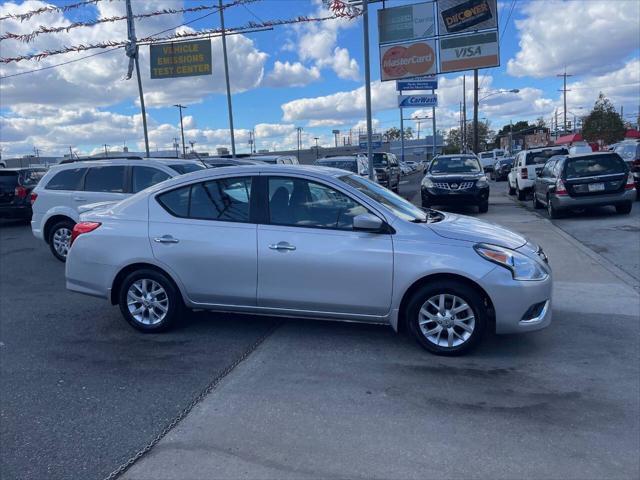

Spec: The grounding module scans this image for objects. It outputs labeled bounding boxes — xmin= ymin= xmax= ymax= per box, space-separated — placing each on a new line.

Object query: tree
xmin=582 ymin=93 xmax=625 ymax=145
xmin=404 ymin=127 xmax=414 ymax=139
xmin=383 ymin=126 xmax=415 ymax=141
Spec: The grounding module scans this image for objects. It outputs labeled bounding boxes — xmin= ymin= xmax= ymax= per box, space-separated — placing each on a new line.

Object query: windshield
xmin=372 ymin=153 xmax=388 ymax=166
xmin=429 ymin=157 xmax=481 ymax=174
xmin=526 ymin=149 xmax=567 ymax=165
xmin=340 ymin=175 xmax=429 ymax=222
xmin=565 ymin=154 xmax=627 ymax=178
xmin=316 ymin=159 xmax=358 ymax=173
xmin=169 ymin=163 xmax=206 ymax=174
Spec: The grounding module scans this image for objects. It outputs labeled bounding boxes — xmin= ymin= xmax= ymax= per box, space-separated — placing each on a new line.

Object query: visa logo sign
xmin=455 ymin=46 xmax=482 ymax=58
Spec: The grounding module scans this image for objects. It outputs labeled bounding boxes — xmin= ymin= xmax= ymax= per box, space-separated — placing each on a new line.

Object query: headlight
xmin=422 ymin=177 xmax=434 ymax=188
xmin=476 ymin=176 xmax=489 ymax=187
xmin=474 ymin=243 xmax=548 ymax=281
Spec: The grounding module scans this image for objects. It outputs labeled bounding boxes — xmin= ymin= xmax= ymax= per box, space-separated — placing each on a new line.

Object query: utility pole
xmin=431 ymin=86 xmax=437 ymax=160
xmin=314 ymin=137 xmax=319 ymax=160
xmin=508 ymin=120 xmax=513 ymax=154
xmin=174 ymin=104 xmax=187 ymax=157
xmin=557 ymin=69 xmax=573 ymax=134
xmin=362 ymin=0 xmax=375 ymax=181
xmin=462 ymin=75 xmax=467 ymax=153
xmin=103 ymin=144 xmax=109 ymax=157
xmin=173 ymin=137 xmax=179 ymax=157
xmin=125 ymin=0 xmax=149 ymax=157
xmin=296 ymin=127 xmax=302 ymax=161
xmin=399 ymin=107 xmax=405 ymax=163
xmin=473 ymin=69 xmax=479 ymax=154
xmin=219 ymin=0 xmax=236 ymax=158
xmin=189 ymin=141 xmax=196 ymax=154
xmin=554 ymin=108 xmax=558 ymax=140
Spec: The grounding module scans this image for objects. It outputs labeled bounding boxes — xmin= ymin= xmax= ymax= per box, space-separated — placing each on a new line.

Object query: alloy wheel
xmin=418 ymin=294 xmax=475 ymax=348
xmin=52 ymin=227 xmax=71 ymax=258
xmin=127 ymin=279 xmax=169 ymax=326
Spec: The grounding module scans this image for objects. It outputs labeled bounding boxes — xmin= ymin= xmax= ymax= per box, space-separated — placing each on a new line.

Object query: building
xmin=499 ymin=127 xmax=550 ymax=152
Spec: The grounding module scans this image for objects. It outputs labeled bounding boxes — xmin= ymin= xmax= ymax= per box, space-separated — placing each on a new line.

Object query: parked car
xmin=422 ymin=155 xmax=490 ymax=213
xmin=371 ymin=152 xmax=401 ymax=192
xmin=614 ymin=141 xmax=640 ymax=199
xmin=568 ymin=142 xmax=593 ymax=155
xmin=398 ymin=162 xmax=413 ymax=175
xmin=404 ymin=160 xmax=421 ymax=172
xmin=315 ymin=155 xmax=370 ymax=177
xmin=508 ymin=147 xmax=569 ymax=200
xmin=248 ymin=154 xmax=299 ymax=165
xmin=478 ymin=149 xmax=507 ymax=172
xmin=532 ymin=152 xmax=635 ymax=218
xmin=66 ymin=165 xmax=552 ymax=356
xmin=203 ymin=158 xmax=266 ymax=168
xmin=0 ymin=167 xmax=46 ymax=220
xmin=31 ymin=158 xmax=206 ymax=261
xmin=490 ymin=157 xmax=514 ymax=181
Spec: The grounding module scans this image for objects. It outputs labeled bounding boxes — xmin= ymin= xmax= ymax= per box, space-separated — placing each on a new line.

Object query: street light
xmin=314 ymin=137 xmax=319 ymax=159
xmin=479 ymin=88 xmax=520 ymax=102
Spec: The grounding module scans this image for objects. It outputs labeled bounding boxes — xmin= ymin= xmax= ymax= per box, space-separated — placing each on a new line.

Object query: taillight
xmin=555 ymin=179 xmax=568 ymax=196
xmin=30 ymin=192 xmax=38 ymax=205
xmin=14 ymin=185 xmax=28 ymax=199
xmin=70 ymin=222 xmax=101 ymax=246
xmin=625 ymin=172 xmax=636 ymax=190
xmin=520 ymin=168 xmax=528 ymax=179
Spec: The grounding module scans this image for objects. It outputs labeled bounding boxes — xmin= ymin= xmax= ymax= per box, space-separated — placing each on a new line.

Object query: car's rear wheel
xmin=407 ymin=281 xmax=487 ymax=356
xmin=118 ymin=269 xmax=181 ymax=332
xmin=547 ymin=195 xmax=560 ymax=219
xmin=508 ymin=182 xmax=515 ymax=195
xmin=516 ymin=183 xmax=527 ymax=201
xmin=615 ymin=202 xmax=632 ymax=214
xmin=48 ymin=219 xmax=75 ymax=262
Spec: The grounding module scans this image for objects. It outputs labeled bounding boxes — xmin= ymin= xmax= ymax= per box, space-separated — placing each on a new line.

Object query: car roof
xmin=0 ymin=167 xmax=46 ymax=172
xmin=316 ymin=156 xmax=358 ymax=162
xmin=49 ymin=158 xmax=204 ymax=170
xmin=566 ymin=151 xmax=622 ymax=158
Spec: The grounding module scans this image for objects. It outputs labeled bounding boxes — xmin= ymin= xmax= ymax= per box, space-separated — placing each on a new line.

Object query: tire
xmin=516 ymin=183 xmax=527 ymax=201
xmin=615 ymin=202 xmax=632 ymax=214
xmin=547 ymin=195 xmax=560 ymax=219
xmin=533 ymin=190 xmax=543 ymax=209
xmin=421 ymin=195 xmax=431 ymax=209
xmin=48 ymin=219 xmax=75 ymax=262
xmin=406 ymin=280 xmax=487 ymax=356
xmin=508 ymin=182 xmax=515 ymax=195
xmin=118 ymin=269 xmax=182 ymax=333
xmin=478 ymin=201 xmax=489 ymax=213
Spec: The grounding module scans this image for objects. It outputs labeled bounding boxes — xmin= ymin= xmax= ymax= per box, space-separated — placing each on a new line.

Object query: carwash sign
xmin=150 ymin=39 xmax=212 ymax=79
xmin=380 ymin=40 xmax=437 ymax=81
xmin=398 ymin=94 xmax=438 ymax=108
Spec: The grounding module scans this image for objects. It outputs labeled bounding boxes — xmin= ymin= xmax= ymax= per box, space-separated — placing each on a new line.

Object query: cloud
xmin=507 ymin=0 xmax=640 ymax=78
xmin=262 ymin=61 xmax=320 ymax=88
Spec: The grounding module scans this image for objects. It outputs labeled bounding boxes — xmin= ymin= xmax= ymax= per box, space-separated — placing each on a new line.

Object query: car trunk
xmin=563 ymin=154 xmax=628 ymax=197
xmin=0 ymin=172 xmax=19 ymax=205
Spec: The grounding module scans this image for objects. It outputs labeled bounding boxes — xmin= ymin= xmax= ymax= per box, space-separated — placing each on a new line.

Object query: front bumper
xmin=552 ymin=189 xmax=635 ymax=209
xmin=481 ymin=266 xmax=553 ymax=334
xmin=422 ymin=186 xmax=489 ymax=205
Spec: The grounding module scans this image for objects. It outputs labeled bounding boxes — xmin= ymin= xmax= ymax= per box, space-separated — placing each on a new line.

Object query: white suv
xmin=31 ymin=158 xmax=206 ymax=261
xmin=508 ymin=147 xmax=569 ymax=200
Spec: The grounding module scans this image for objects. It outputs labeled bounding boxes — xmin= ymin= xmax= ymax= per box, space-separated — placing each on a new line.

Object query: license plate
xmin=588 ymin=183 xmax=605 ymax=192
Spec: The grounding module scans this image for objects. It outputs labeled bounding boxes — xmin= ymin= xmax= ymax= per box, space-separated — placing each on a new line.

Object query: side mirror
xmin=353 ymin=213 xmax=384 ymax=232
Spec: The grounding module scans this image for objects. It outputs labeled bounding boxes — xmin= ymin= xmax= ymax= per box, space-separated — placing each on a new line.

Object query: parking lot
xmin=1 ymin=177 xmax=639 ymax=480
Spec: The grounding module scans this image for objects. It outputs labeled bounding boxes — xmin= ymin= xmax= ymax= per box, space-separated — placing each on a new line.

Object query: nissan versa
xmin=65 ymin=165 xmax=552 ymax=355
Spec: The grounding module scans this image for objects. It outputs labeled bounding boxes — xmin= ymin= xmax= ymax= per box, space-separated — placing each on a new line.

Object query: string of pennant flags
xmin=0 ymin=0 xmax=260 ymax=43
xmin=0 ymin=0 xmax=103 ymax=22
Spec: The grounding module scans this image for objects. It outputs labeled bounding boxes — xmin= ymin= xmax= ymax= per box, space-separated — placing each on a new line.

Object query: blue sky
xmin=1 ymin=0 xmax=638 ymax=156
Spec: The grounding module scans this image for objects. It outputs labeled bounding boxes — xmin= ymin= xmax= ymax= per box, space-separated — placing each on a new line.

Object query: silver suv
xmin=31 ymin=158 xmax=205 ymax=261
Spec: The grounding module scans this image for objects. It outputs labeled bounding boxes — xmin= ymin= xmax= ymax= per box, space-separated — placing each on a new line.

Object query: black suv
xmin=490 ymin=157 xmax=514 ymax=181
xmin=0 ymin=168 xmax=46 ymax=220
xmin=371 ymin=152 xmax=401 ymax=192
xmin=421 ymin=155 xmax=490 ymax=213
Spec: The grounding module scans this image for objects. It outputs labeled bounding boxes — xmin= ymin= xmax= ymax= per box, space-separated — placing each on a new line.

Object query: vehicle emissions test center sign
xmin=150 ymin=39 xmax=212 ymax=79
xmin=377 ymin=1 xmax=435 ymax=44
xmin=398 ymin=94 xmax=438 ymax=108
xmin=380 ymin=40 xmax=437 ymax=81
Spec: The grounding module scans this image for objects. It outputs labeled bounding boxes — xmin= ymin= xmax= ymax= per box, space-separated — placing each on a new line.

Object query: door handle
xmin=268 ymin=242 xmax=296 ymax=251
xmin=154 ymin=235 xmax=179 ymax=244
xmin=73 ymin=196 xmax=86 ymax=202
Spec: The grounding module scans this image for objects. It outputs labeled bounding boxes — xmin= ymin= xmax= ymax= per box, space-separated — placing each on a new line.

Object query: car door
xmin=257 ymin=175 xmax=393 ymax=316
xmin=78 ymin=165 xmax=128 ymax=208
xmin=535 ymin=160 xmax=555 ymax=202
xmin=149 ymin=176 xmax=258 ymax=306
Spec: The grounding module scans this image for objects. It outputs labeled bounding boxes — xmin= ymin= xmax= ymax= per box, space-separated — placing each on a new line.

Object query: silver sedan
xmin=65 ymin=165 xmax=552 ymax=355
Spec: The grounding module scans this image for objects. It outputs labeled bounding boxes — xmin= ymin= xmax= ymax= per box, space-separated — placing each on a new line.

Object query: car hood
xmin=428 ymin=212 xmax=527 ymax=249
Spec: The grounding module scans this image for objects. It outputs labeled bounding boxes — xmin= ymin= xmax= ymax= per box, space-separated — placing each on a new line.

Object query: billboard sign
xmin=439 ymin=31 xmax=499 ymax=73
xmin=377 ymin=1 xmax=435 ymax=44
xmin=396 ymin=75 xmax=438 ymax=91
xmin=150 ymin=39 xmax=212 ymax=79
xmin=380 ymin=40 xmax=437 ymax=81
xmin=437 ymin=0 xmax=497 ymax=36
xmin=398 ymin=94 xmax=438 ymax=108
xmin=359 ymin=133 xmax=383 ymax=149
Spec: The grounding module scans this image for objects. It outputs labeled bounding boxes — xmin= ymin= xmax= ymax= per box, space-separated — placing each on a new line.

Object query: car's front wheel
xmin=478 ymin=200 xmax=489 ymax=213
xmin=407 ymin=281 xmax=487 ymax=356
xmin=508 ymin=182 xmax=515 ymax=195
xmin=118 ymin=269 xmax=182 ymax=332
xmin=48 ymin=219 xmax=75 ymax=262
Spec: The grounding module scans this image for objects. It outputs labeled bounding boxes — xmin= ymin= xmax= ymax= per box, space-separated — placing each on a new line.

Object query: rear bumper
xmin=0 ymin=205 xmax=31 ymax=219
xmin=552 ymin=189 xmax=635 ymax=209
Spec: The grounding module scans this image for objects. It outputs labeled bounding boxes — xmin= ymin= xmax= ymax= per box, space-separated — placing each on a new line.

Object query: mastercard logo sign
xmin=380 ymin=42 xmax=436 ymax=80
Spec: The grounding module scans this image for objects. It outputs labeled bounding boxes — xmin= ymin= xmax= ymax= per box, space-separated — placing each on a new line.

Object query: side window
xmin=132 ymin=166 xmax=170 ymax=193
xmin=189 ymin=177 xmax=252 ymax=222
xmin=157 ymin=186 xmax=190 ymax=217
xmin=45 ymin=168 xmax=86 ymax=191
xmin=268 ymin=177 xmax=368 ymax=230
xmin=541 ymin=161 xmax=554 ymax=178
xmin=553 ymin=160 xmax=564 ymax=177
xmin=84 ymin=166 xmax=125 ymax=193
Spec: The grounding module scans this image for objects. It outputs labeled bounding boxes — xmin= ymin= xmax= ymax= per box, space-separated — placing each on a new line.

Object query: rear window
xmin=168 ymin=163 xmax=205 ymax=174
xmin=526 ymin=149 xmax=568 ymax=165
xmin=315 ymin=159 xmax=358 ymax=173
xmin=565 ymin=154 xmax=627 ymax=179
xmin=45 ymin=168 xmax=86 ymax=191
xmin=0 ymin=172 xmax=18 ymax=187
xmin=21 ymin=170 xmax=45 ymax=186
